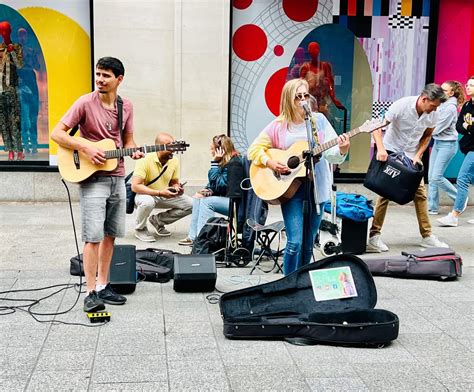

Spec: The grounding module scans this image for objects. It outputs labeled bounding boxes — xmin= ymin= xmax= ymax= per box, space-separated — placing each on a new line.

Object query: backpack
xmin=135 ymin=248 xmax=180 ymax=282
xmin=191 ymin=217 xmax=228 ymax=255
xmin=324 ymin=192 xmax=373 ymax=222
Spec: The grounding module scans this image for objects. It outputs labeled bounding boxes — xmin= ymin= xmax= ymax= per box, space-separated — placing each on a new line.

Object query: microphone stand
xmin=301 ymin=107 xmax=320 ymax=268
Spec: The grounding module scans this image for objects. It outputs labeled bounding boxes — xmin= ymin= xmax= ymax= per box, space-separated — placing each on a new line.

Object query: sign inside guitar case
xmin=219 ymin=254 xmax=399 ymax=347
xmin=360 ymin=247 xmax=462 ymax=281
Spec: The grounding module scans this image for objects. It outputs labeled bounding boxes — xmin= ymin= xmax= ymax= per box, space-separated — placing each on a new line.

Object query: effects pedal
xmin=87 ymin=311 xmax=111 ymax=323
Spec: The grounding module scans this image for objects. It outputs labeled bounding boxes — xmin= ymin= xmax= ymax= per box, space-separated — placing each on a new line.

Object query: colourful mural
xmin=230 ymin=0 xmax=437 ymax=174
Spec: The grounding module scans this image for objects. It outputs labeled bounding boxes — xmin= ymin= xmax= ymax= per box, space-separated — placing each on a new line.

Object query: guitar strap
xmin=68 ymin=95 xmax=124 ymax=169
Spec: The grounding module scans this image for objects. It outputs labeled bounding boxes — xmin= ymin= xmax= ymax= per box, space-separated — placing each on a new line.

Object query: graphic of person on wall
xmin=17 ymin=27 xmax=40 ymax=154
xmin=0 ymin=20 xmax=23 ymax=161
xmin=299 ymin=41 xmax=344 ymax=118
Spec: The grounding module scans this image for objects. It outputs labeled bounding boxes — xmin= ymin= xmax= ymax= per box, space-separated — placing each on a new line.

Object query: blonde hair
xmin=277 ymin=78 xmax=309 ymax=124
xmin=212 ymin=134 xmax=237 ymax=167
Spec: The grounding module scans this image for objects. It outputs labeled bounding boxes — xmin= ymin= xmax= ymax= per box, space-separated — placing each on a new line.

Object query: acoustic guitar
xmin=57 ymin=138 xmax=189 ymax=183
xmin=249 ymin=119 xmax=388 ymax=205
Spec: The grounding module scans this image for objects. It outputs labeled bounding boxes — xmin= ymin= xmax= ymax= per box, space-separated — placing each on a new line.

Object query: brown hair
xmin=444 ymin=80 xmax=466 ymax=107
xmin=212 ymin=134 xmax=237 ymax=167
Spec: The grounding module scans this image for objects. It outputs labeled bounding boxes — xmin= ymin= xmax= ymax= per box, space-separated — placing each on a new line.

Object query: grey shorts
xmin=79 ymin=176 xmax=126 ymax=243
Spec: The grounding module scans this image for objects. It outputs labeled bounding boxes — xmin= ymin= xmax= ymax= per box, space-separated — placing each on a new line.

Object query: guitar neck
xmin=313 ymin=126 xmax=363 ymax=156
xmin=104 ymin=144 xmax=167 ymax=160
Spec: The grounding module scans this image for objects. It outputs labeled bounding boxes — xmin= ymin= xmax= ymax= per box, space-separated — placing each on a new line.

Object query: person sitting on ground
xmin=437 ymin=76 xmax=474 ymax=227
xmin=131 ymin=132 xmax=192 ymax=242
xmin=178 ymin=134 xmax=243 ymax=246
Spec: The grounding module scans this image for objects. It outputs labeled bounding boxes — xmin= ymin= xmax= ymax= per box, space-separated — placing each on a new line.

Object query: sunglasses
xmin=295 ymin=93 xmax=310 ymax=100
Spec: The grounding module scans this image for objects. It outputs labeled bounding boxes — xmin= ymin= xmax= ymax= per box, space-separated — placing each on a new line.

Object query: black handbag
xmin=363 ymin=152 xmax=424 ymax=205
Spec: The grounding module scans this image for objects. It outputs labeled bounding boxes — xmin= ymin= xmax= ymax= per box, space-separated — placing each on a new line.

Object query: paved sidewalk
xmin=0 ymin=201 xmax=473 ymax=391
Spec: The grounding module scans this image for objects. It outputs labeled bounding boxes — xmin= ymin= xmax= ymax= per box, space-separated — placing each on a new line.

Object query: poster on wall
xmin=0 ymin=0 xmax=91 ymax=166
xmin=230 ymin=0 xmax=436 ymax=175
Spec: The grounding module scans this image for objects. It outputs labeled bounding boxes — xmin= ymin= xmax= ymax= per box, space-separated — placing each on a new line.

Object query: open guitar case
xmin=219 ymin=253 xmax=399 ymax=347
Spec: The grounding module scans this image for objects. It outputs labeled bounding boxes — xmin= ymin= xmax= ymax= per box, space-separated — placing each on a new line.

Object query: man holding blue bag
xmin=366 ymin=84 xmax=450 ymax=252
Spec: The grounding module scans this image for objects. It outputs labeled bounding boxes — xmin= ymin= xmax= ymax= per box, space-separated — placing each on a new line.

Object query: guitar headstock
xmin=359 ymin=118 xmax=389 ymax=133
xmin=166 ymin=140 xmax=189 ymax=153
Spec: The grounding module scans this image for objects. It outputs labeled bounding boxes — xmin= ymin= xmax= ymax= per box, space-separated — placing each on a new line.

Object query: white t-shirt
xmin=383 ymin=96 xmax=438 ymax=159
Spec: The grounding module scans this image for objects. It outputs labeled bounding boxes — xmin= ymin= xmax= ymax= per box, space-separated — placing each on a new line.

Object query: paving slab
xmin=0 ymin=201 xmax=472 ymax=391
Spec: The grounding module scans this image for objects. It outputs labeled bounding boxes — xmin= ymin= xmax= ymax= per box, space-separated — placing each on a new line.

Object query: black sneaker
xmin=83 ymin=290 xmax=105 ymax=313
xmin=97 ymin=283 xmax=127 ymax=305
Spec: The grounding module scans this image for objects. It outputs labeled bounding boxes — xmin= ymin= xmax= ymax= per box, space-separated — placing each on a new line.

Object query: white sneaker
xmin=467 ymin=219 xmax=474 ymax=225
xmin=420 ymin=235 xmax=449 ymax=248
xmin=436 ymin=213 xmax=458 ymax=227
xmin=366 ymin=235 xmax=389 ymax=253
xmin=428 ymin=210 xmax=439 ymax=215
xmin=135 ymin=228 xmax=156 ymax=242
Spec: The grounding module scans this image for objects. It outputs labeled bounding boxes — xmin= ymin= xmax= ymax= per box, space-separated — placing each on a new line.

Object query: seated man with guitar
xmin=131 ymin=132 xmax=192 ymax=242
xmin=51 ymin=57 xmax=144 ymax=313
xmin=248 ymin=78 xmax=350 ymax=276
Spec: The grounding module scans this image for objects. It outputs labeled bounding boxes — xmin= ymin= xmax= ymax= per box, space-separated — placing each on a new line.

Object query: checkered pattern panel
xmin=388 ymin=15 xmax=415 ymax=29
xmin=372 ymin=101 xmax=393 ymax=119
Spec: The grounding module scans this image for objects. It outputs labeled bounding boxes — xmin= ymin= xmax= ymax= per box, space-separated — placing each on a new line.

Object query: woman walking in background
xmin=437 ymin=76 xmax=474 ymax=227
xmin=428 ymin=80 xmax=465 ymax=214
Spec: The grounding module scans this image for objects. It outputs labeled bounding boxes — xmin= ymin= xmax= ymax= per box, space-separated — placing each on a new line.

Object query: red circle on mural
xmin=265 ymin=67 xmax=289 ymax=116
xmin=282 ymin=0 xmax=318 ymax=22
xmin=233 ymin=0 xmax=252 ymax=10
xmin=273 ymin=45 xmax=284 ymax=56
xmin=233 ymin=24 xmax=267 ymax=61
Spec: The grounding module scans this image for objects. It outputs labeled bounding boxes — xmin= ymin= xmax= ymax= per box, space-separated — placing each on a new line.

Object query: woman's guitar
xmin=57 ymin=137 xmax=189 ymax=183
xmin=249 ymin=118 xmax=388 ymax=205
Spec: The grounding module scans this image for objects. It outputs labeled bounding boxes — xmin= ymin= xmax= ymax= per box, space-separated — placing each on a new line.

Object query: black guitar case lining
xmin=219 ymin=254 xmax=399 ymax=346
xmin=360 ymin=247 xmax=462 ymax=280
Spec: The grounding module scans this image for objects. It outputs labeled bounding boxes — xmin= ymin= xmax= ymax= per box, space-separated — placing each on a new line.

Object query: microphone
xmin=300 ymin=101 xmax=311 ymax=117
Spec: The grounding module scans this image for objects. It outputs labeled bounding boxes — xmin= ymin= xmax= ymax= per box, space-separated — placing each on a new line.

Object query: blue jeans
xmin=281 ymin=185 xmax=325 ymax=276
xmin=453 ymin=151 xmax=474 ymax=213
xmin=188 ymin=196 xmax=230 ymax=240
xmin=428 ymin=140 xmax=458 ymax=211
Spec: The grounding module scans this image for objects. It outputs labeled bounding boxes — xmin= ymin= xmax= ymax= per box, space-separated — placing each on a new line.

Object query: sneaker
xmin=428 ymin=210 xmax=439 ymax=215
xmin=366 ymin=235 xmax=389 ymax=253
xmin=420 ymin=235 xmax=449 ymax=248
xmin=135 ymin=228 xmax=156 ymax=242
xmin=436 ymin=213 xmax=458 ymax=227
xmin=149 ymin=215 xmax=172 ymax=237
xmin=97 ymin=283 xmax=127 ymax=305
xmin=467 ymin=219 xmax=474 ymax=225
xmin=83 ymin=290 xmax=105 ymax=313
xmin=178 ymin=237 xmax=193 ymax=246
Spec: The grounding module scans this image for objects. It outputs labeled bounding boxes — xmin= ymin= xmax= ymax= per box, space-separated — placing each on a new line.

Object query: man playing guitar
xmin=51 ymin=57 xmax=144 ymax=312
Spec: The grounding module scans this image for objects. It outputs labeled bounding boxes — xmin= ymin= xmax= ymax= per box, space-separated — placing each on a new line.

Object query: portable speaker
xmin=341 ymin=218 xmax=368 ymax=255
xmin=173 ymin=254 xmax=216 ymax=292
xmin=110 ymin=244 xmax=137 ymax=294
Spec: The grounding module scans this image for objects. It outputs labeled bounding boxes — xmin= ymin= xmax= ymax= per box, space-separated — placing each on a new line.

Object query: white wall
xmin=93 ymin=0 xmax=231 ymax=186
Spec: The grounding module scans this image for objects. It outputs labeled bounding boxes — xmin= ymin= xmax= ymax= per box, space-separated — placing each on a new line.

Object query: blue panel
xmin=373 ymin=0 xmax=382 ymax=16
xmin=422 ymin=0 xmax=430 ymax=16
xmin=339 ymin=15 xmax=348 ymax=27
